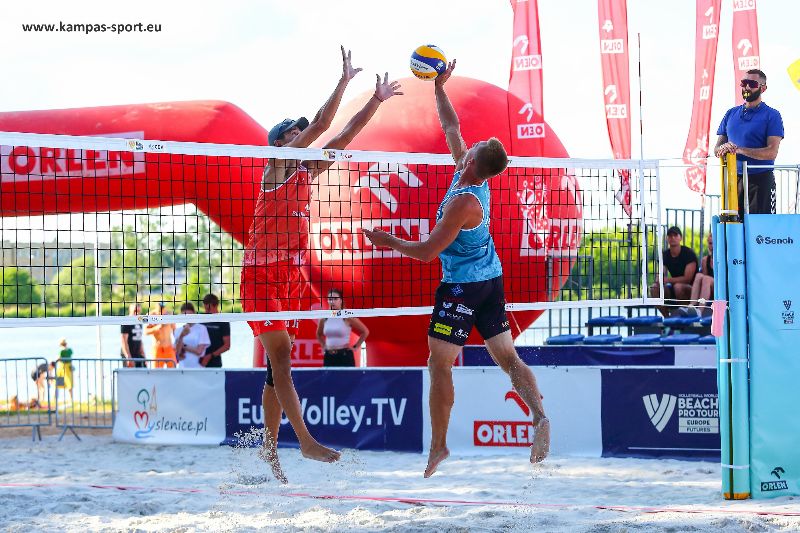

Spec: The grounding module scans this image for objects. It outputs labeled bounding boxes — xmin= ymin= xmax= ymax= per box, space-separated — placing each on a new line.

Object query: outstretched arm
xmin=306 ymin=73 xmax=402 ymax=177
xmin=434 ymin=60 xmax=467 ymax=167
xmin=362 ymin=194 xmax=481 ymax=263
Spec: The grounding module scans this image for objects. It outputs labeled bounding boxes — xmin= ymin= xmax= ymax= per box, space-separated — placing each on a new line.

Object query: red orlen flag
xmin=732 ymin=0 xmax=760 ymax=103
xmin=508 ymin=0 xmax=549 ymax=250
xmin=597 ymin=0 xmax=632 ymax=216
xmin=683 ymin=0 xmax=722 ymax=194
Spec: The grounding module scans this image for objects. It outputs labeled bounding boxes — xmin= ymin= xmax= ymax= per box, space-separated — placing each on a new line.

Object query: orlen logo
xmin=755 ymin=235 xmax=794 ymax=245
xmin=1 ymin=132 xmax=146 ymax=183
xmin=473 ymin=390 xmax=535 ymax=447
xmin=310 ymin=163 xmax=430 ymax=261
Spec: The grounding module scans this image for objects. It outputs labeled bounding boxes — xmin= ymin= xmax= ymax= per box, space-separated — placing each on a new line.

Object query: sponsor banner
xmin=310 ymin=218 xmax=430 ymax=261
xmin=745 ymin=215 xmax=800 ymax=497
xmin=508 ymin=0 xmax=545 ymax=154
xmin=426 ymin=367 xmax=602 ymax=456
xmin=732 ymin=0 xmax=760 ymax=102
xmin=224 ymin=369 xmax=423 ymax=452
xmin=601 ymin=368 xmax=719 ymax=458
xmin=682 ymin=0 xmax=722 ymax=194
xmin=597 ymin=0 xmax=632 ymax=215
xmin=462 ymin=345 xmax=676 ymax=367
xmin=113 ymin=370 xmax=226 ymax=445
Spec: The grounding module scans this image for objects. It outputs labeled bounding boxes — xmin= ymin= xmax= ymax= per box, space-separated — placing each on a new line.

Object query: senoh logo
xmin=755 ymin=235 xmax=794 ymax=245
xmin=310 ymin=163 xmax=430 ymax=261
xmin=1 ymin=132 xmax=146 ymax=183
xmin=473 ymin=390 xmax=535 ymax=447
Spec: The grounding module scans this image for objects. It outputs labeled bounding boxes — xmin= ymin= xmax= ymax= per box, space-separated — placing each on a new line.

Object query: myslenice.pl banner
xmin=114 ymin=370 xmax=226 ymax=445
xmin=224 ymin=369 xmax=423 ymax=452
xmin=601 ymin=368 xmax=719 ymax=458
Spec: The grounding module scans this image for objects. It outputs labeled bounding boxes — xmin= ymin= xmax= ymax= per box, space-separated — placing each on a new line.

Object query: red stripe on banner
xmin=508 ymin=0 xmax=545 ymax=155
xmin=3 ymin=482 xmax=800 ymax=516
xmin=683 ymin=0 xmax=722 ymax=194
xmin=597 ymin=0 xmax=632 ymax=216
xmin=731 ymin=0 xmax=760 ymax=103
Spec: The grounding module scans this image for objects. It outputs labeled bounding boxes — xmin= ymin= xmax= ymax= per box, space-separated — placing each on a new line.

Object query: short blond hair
xmin=474 ymin=138 xmax=508 ymax=179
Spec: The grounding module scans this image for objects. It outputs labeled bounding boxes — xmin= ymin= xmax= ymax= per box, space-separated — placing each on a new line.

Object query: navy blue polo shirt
xmin=717 ymin=102 xmax=784 ymax=173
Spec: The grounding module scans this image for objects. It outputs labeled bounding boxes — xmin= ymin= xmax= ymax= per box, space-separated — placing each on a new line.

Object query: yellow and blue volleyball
xmin=410 ymin=45 xmax=447 ymax=81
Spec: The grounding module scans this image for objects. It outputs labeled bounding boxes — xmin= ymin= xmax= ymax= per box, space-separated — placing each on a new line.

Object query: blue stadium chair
xmin=621 ymin=333 xmax=662 ymax=345
xmin=624 ymin=315 xmax=663 ymax=327
xmin=583 ymin=334 xmax=623 ymax=345
xmin=660 ymin=333 xmax=701 ymax=344
xmin=663 ymin=316 xmax=699 ymax=328
xmin=698 ymin=335 xmax=717 ymax=345
xmin=545 ymin=334 xmax=585 ymax=346
xmin=586 ymin=315 xmax=627 ymax=327
xmin=699 ymin=315 xmax=712 ymax=327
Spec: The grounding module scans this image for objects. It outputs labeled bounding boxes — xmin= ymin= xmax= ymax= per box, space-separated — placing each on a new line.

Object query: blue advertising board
xmin=463 ymin=345 xmax=675 ymax=366
xmin=601 ymin=368 xmax=719 ymax=459
xmin=224 ymin=369 xmax=423 ymax=452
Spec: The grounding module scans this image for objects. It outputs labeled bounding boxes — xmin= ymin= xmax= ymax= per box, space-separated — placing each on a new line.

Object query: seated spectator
xmin=145 ymin=302 xmax=177 ymax=368
xmin=316 ymin=288 xmax=369 ymax=367
xmin=649 ymin=226 xmax=698 ymax=317
xmin=690 ymin=232 xmax=714 ymax=314
xmin=174 ymin=302 xmax=210 ymax=369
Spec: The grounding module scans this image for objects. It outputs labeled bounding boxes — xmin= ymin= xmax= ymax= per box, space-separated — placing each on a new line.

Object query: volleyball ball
xmin=410 ymin=45 xmax=447 ymax=80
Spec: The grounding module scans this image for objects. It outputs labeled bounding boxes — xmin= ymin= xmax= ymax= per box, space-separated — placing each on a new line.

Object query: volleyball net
xmin=0 ymin=132 xmax=663 ymax=326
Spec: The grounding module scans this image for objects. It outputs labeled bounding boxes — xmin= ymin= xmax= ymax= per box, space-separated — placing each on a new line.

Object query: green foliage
xmin=1 ymin=267 xmax=41 ymax=305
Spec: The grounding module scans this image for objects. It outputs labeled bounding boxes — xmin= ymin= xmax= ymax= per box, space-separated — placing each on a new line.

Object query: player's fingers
xmin=384 ymin=71 xmax=389 ymax=84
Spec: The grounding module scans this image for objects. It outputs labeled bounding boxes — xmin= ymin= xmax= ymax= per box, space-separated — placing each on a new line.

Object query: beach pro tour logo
xmin=755 ymin=235 xmax=794 ymax=245
xmin=1 ymin=132 xmax=146 ymax=183
xmin=643 ymin=393 xmax=718 ymax=434
xmin=761 ymin=466 xmax=789 ymax=492
xmin=311 ymin=163 xmax=429 ymax=261
xmin=473 ymin=390 xmax=535 ymax=447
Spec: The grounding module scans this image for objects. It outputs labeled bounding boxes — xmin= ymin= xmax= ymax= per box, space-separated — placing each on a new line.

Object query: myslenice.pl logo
xmin=755 ymin=234 xmax=794 ymax=245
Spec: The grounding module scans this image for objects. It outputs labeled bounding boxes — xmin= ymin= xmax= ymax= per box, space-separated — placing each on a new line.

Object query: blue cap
xmin=268 ymin=117 xmax=309 ymax=146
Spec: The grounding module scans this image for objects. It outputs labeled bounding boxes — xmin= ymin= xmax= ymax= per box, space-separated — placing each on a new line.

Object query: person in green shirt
xmin=56 ymin=338 xmax=74 ymax=406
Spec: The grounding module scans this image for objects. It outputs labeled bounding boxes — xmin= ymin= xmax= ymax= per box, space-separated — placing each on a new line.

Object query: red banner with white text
xmin=732 ymin=0 xmax=760 ymax=103
xmin=683 ymin=0 xmax=722 ymax=194
xmin=597 ymin=0 xmax=632 ymax=216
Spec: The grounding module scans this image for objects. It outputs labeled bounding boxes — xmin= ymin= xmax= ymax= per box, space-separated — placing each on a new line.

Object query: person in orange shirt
xmin=144 ymin=302 xmax=176 ymax=368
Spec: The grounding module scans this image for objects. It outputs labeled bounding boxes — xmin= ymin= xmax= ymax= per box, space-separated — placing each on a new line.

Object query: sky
xmin=1 ymin=0 xmax=799 ymax=208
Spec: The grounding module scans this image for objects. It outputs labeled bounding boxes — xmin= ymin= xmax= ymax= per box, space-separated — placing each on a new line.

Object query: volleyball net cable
xmin=0 ymin=132 xmax=663 ymax=327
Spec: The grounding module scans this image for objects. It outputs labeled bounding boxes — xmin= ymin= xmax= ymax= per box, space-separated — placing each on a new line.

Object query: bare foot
xmin=258 ymin=443 xmax=288 ymax=484
xmin=300 ymin=441 xmax=341 ymax=463
xmin=530 ymin=417 xmax=550 ymax=463
xmin=423 ymin=446 xmax=450 ymax=478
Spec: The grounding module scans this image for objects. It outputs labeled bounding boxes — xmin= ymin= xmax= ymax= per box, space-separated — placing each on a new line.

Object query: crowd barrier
xmin=0 ymin=357 xmax=52 ymax=440
xmin=114 ymin=366 xmax=720 ymax=460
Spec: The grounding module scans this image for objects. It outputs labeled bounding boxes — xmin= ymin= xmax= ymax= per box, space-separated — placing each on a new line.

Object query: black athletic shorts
xmin=323 ymin=348 xmax=356 ymax=367
xmin=738 ymin=171 xmax=775 ymax=218
xmin=427 ymin=276 xmax=510 ymax=347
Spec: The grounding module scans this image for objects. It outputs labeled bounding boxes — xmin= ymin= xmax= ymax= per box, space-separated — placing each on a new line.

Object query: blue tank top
xmin=436 ymin=172 xmax=503 ymax=283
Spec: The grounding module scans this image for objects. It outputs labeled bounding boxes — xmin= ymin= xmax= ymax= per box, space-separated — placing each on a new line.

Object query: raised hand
xmin=374 ymin=72 xmax=403 ymax=102
xmin=341 ymin=46 xmax=362 ymax=82
xmin=434 ymin=59 xmax=456 ymax=87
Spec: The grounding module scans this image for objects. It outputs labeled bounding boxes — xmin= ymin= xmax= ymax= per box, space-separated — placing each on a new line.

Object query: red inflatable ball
xmin=308 ymin=77 xmax=582 ymax=366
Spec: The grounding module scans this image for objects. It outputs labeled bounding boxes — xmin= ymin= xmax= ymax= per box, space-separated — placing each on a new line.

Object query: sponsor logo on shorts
xmin=438 ymin=310 xmax=464 ymax=321
xmin=442 ymin=302 xmax=453 ymax=309
xmin=501 ymin=321 xmax=510 ymax=329
xmin=456 ymin=304 xmax=473 ymax=316
xmin=455 ymin=329 xmax=468 ymax=339
xmin=433 ymin=323 xmax=452 ymax=336
xmin=451 ymin=285 xmax=464 ymax=296
xmin=263 ymin=320 xmax=273 ymax=327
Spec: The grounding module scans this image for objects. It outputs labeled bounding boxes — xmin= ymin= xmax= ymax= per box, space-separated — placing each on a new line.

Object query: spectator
xmin=55 ymin=338 xmax=74 ymax=405
xmin=200 ymin=294 xmax=230 ymax=368
xmin=30 ymin=361 xmax=54 ymax=409
xmin=649 ymin=226 xmax=698 ymax=317
xmin=145 ymin=302 xmax=177 ymax=368
xmin=690 ymin=232 xmax=714 ymax=314
xmin=315 ymin=288 xmax=369 ymax=367
xmin=121 ymin=303 xmax=146 ymax=368
xmin=714 ymin=69 xmax=784 ymax=218
xmin=174 ymin=302 xmax=210 ymax=369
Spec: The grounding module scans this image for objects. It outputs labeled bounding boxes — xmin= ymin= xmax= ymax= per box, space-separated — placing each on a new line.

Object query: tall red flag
xmin=683 ymin=0 xmax=722 ymax=194
xmin=597 ymin=0 xmax=632 ymax=216
xmin=508 ymin=0 xmax=549 ymax=249
xmin=732 ymin=0 xmax=760 ymax=103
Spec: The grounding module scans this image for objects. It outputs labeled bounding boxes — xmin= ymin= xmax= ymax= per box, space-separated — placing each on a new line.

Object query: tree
xmin=45 ymin=254 xmax=106 ymax=306
xmin=1 ymin=267 xmax=41 ymax=305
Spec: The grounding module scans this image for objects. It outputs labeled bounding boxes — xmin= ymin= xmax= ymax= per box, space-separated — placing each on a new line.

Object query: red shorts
xmin=240 ymin=263 xmax=306 ymax=337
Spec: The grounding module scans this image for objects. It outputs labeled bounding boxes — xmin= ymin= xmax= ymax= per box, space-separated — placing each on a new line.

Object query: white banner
xmin=423 ymin=367 xmax=602 ymax=456
xmin=113 ymin=370 xmax=226 ymax=445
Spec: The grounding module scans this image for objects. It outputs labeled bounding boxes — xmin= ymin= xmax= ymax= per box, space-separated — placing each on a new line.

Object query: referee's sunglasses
xmin=740 ymin=79 xmax=762 ymax=89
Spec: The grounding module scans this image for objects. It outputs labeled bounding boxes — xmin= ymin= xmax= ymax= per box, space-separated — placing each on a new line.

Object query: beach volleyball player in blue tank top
xmin=363 ymin=59 xmax=549 ymax=478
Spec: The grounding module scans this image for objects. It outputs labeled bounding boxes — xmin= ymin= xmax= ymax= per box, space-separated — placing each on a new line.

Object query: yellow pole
xmin=720 ymin=153 xmax=740 ymax=223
